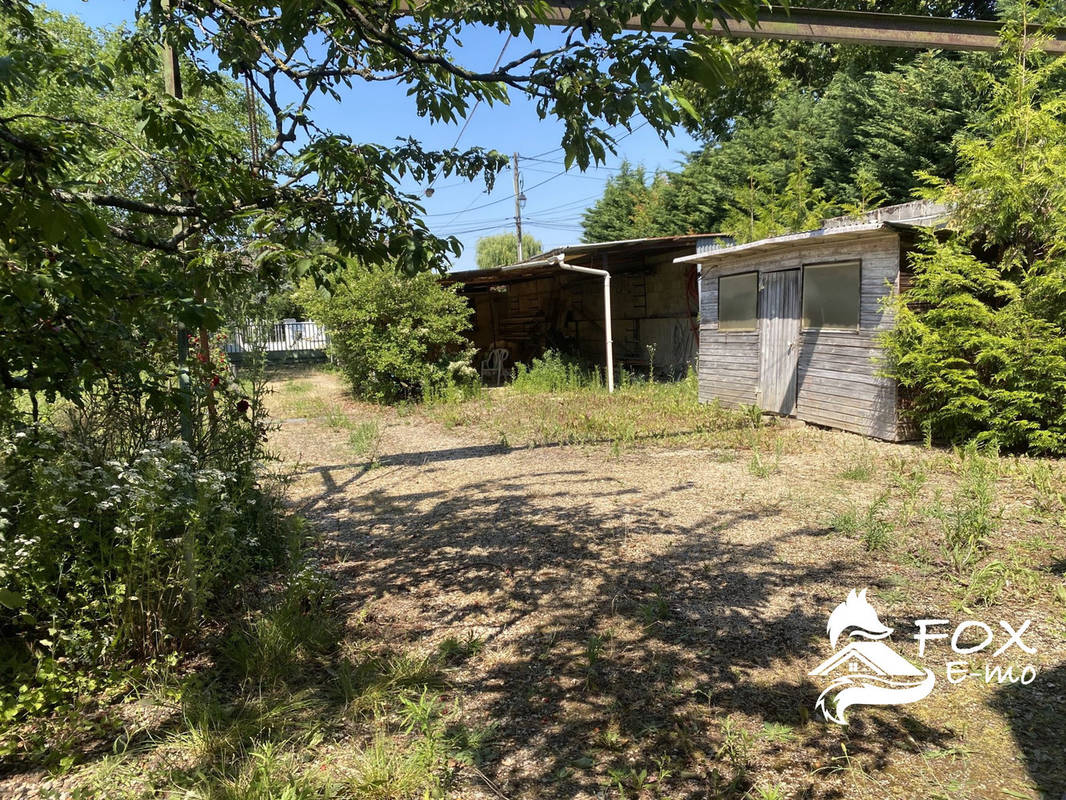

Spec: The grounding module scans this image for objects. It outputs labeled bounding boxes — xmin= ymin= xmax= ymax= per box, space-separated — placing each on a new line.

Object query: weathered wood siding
xmin=698 ymin=231 xmax=904 ymax=440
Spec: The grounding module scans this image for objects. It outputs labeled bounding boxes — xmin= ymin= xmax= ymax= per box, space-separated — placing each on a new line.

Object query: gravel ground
xmin=267 ymin=370 xmax=1066 ymax=800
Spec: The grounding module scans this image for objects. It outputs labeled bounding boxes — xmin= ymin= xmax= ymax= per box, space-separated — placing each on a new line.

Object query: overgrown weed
xmin=936 ymin=444 xmax=999 ymax=573
xmin=838 ymin=447 xmax=876 ymax=481
xmin=829 ymin=492 xmax=892 ymax=550
xmin=426 ymin=360 xmax=748 ymax=452
xmin=348 ymin=420 xmax=383 ymax=462
xmin=748 ymin=436 xmax=782 ymax=478
xmin=66 ymin=562 xmax=483 ymax=800
xmin=962 ymin=557 xmax=1040 ymax=608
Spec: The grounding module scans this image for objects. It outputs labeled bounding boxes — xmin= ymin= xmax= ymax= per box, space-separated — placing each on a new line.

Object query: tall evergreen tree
xmin=674 ymin=0 xmax=998 ymax=142
xmin=580 ymin=162 xmax=650 ymax=242
xmin=579 ymin=53 xmax=990 ymax=242
xmin=886 ymin=11 xmax=1066 ymax=453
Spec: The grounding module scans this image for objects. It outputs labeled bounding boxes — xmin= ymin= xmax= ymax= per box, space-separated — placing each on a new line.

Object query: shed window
xmin=718 ymin=272 xmax=757 ymax=330
xmin=803 ymin=262 xmax=860 ymax=330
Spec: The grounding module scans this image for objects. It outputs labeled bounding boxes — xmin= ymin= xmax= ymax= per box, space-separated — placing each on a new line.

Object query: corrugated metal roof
xmin=507 ymin=233 xmax=729 ymax=264
xmin=821 ymin=200 xmax=949 ymax=231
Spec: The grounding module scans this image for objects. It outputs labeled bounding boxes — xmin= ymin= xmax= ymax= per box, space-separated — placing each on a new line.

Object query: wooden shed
xmin=674 ymin=202 xmax=947 ymax=441
xmin=445 ymin=235 xmax=729 ymax=379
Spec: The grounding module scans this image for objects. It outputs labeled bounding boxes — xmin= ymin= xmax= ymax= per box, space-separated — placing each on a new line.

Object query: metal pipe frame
xmin=539 ymin=4 xmax=1066 ymax=54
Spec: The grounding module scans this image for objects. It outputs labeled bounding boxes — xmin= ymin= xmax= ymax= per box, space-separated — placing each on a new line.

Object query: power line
xmin=525 ymin=144 xmax=564 ymax=160
xmin=430 ymin=160 xmax=613 ymax=218
xmin=427 ymin=121 xmax=652 ymax=221
xmin=525 ymin=216 xmax=588 ymax=225
xmin=524 ymin=121 xmax=649 ymax=162
xmin=435 ymin=217 xmax=512 ymax=231
xmin=430 ymin=181 xmax=604 ymax=226
xmin=521 ymin=156 xmax=622 ymax=170
xmin=427 ymin=34 xmax=512 ymax=206
xmin=425 ymin=166 xmax=571 ymax=218
xmin=516 ymin=118 xmax=649 ymax=163
xmin=522 ymin=166 xmax=625 ymax=181
xmin=524 ymin=191 xmax=607 ymax=216
xmin=439 ymin=222 xmax=514 ymax=237
xmin=449 ymin=35 xmax=511 ymax=152
xmin=437 ymin=215 xmax=511 ymax=230
xmin=525 ymin=216 xmax=585 ymax=225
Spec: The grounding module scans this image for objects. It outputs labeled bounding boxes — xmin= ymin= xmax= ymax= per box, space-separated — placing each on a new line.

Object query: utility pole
xmin=512 ymin=152 xmax=524 ymax=262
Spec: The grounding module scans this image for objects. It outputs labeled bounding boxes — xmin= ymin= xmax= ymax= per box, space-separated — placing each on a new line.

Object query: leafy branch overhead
xmin=2 ymin=0 xmax=756 ymax=266
xmin=0 ymin=0 xmax=761 ymax=407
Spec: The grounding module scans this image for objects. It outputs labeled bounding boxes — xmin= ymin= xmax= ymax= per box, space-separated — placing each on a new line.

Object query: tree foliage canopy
xmin=581 ymin=50 xmax=991 ymax=243
xmin=581 ymin=161 xmax=652 ymax=242
xmin=577 ymin=0 xmax=1017 ymax=244
xmin=886 ymin=12 xmax=1066 ymax=453
xmin=475 ymin=232 xmax=543 ymax=268
xmin=1 ymin=0 xmax=762 ymax=419
xmin=674 ymin=0 xmax=999 ymax=143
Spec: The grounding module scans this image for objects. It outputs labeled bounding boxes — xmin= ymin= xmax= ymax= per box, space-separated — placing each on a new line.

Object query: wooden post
xmin=160 ymin=0 xmax=198 ymax=617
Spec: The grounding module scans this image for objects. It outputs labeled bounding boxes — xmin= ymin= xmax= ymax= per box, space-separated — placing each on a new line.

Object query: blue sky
xmin=44 ymin=0 xmax=702 ymax=269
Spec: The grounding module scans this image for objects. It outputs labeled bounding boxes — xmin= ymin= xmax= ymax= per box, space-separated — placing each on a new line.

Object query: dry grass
xmin=25 ymin=369 xmax=1066 ymax=800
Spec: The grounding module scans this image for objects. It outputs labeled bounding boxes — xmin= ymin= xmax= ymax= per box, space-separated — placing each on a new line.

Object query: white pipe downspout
xmin=554 ymin=255 xmax=614 ymax=393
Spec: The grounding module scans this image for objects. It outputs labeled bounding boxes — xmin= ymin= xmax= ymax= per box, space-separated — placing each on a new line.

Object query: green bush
xmin=0 ymin=382 xmax=297 ymax=734
xmin=300 ymin=266 xmax=476 ymax=403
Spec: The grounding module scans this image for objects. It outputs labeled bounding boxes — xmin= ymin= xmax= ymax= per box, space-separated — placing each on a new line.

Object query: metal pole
xmin=513 ymin=152 xmax=523 ymax=262
xmin=534 ymin=4 xmax=1065 ymax=54
xmin=603 ymin=273 xmax=613 ymax=393
xmin=394 ymin=2 xmax=1065 ymax=52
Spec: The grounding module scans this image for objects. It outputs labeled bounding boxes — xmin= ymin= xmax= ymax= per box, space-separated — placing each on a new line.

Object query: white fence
xmin=224 ymin=319 xmax=330 ymax=359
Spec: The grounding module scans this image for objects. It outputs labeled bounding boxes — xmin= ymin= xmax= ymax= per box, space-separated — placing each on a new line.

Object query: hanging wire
xmin=426 ymin=34 xmax=512 ymax=203
xmin=428 ymin=121 xmax=652 ymax=219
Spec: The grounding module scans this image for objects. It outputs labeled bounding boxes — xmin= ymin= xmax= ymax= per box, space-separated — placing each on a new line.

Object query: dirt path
xmin=270 ymin=372 xmax=1065 ymax=800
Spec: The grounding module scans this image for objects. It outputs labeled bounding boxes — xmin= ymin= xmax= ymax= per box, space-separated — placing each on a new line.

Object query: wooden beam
xmin=539 ymin=4 xmax=1066 ymax=54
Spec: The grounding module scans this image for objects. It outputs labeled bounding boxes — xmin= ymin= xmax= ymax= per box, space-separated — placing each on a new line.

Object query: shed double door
xmin=758 ymin=269 xmax=801 ymax=415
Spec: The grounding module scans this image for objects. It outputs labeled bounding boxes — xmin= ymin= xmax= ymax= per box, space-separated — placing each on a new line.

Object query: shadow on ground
xmin=992 ymin=660 xmax=1066 ymax=797
xmin=297 ymin=458 xmax=967 ymax=798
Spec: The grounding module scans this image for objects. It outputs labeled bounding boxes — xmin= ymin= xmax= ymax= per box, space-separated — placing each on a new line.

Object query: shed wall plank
xmin=697 ymin=231 xmax=902 ymax=439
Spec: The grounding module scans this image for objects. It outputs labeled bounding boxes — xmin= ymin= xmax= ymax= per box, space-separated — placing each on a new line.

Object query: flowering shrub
xmin=0 ymin=385 xmax=295 ymax=731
